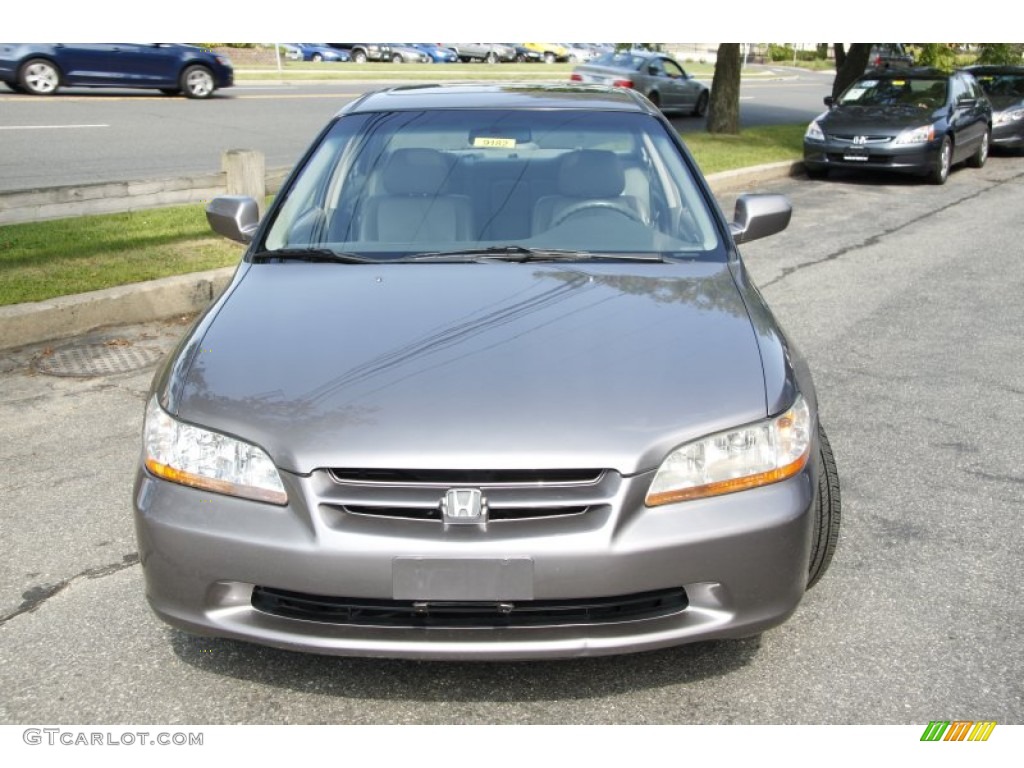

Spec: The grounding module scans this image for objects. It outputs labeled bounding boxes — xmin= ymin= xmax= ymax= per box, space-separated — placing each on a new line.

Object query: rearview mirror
xmin=206 ymin=195 xmax=260 ymax=244
xmin=730 ymin=194 xmax=792 ymax=244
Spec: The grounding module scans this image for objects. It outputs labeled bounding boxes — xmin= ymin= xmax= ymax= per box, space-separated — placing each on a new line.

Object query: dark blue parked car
xmin=408 ymin=43 xmax=458 ymax=63
xmin=0 ymin=43 xmax=233 ymax=98
xmin=293 ymin=44 xmax=350 ymax=63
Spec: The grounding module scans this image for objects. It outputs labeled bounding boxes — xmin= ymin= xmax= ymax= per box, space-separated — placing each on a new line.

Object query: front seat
xmin=357 ymin=148 xmax=472 ymax=243
xmin=532 ymin=149 xmax=646 ymax=234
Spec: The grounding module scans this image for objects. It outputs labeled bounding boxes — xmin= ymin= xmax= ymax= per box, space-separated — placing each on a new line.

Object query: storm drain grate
xmin=34 ymin=342 xmax=164 ymax=377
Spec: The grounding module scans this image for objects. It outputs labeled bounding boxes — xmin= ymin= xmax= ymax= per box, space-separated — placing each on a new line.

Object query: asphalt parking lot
xmin=1 ymin=155 xmax=1022 ymax=725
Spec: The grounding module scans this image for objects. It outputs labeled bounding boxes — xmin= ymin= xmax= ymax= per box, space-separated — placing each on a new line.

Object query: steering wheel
xmin=550 ymin=200 xmax=645 ymax=228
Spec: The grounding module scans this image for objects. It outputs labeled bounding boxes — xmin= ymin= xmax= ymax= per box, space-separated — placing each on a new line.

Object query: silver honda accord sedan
xmin=133 ymin=83 xmax=841 ymax=660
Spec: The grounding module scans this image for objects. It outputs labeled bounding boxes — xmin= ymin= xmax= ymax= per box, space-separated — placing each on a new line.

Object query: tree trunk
xmin=833 ymin=43 xmax=846 ymax=70
xmin=706 ymin=43 xmax=741 ymax=134
xmin=832 ymin=43 xmax=872 ymax=100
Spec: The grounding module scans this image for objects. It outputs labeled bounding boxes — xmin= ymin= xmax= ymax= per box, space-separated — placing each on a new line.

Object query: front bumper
xmin=992 ymin=120 xmax=1024 ymax=149
xmin=134 ymin=462 xmax=816 ymax=660
xmin=803 ymin=137 xmax=939 ymax=175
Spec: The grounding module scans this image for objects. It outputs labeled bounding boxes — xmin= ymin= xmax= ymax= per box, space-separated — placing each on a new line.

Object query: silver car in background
xmin=134 ymin=83 xmax=840 ymax=660
xmin=571 ymin=50 xmax=710 ymax=116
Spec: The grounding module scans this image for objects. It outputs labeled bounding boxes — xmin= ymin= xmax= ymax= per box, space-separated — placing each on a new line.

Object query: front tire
xmin=807 ymin=424 xmax=841 ymax=589
xmin=929 ymin=136 xmax=952 ymax=184
xmin=352 ymin=50 xmax=367 ymax=64
xmin=312 ymin=53 xmax=323 ymax=63
xmin=692 ymin=90 xmax=709 ymax=117
xmin=967 ymin=128 xmax=990 ymax=168
xmin=391 ymin=53 xmax=403 ymax=63
xmin=544 ymin=51 xmax=556 ymax=64
xmin=19 ymin=58 xmax=61 ymax=96
xmin=181 ymin=65 xmax=215 ymax=99
xmin=485 ymin=51 xmax=498 ymax=64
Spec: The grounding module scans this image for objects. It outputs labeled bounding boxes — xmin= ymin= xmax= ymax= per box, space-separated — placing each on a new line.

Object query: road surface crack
xmin=0 ymin=553 xmax=140 ymax=627
xmin=759 ymin=171 xmax=1024 ymax=290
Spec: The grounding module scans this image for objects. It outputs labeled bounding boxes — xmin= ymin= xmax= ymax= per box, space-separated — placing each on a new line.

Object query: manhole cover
xmin=34 ymin=342 xmax=164 ymax=377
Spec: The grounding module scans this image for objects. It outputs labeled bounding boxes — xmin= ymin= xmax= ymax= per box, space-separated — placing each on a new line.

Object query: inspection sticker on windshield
xmin=845 ymin=88 xmax=867 ymax=100
xmin=473 ymin=137 xmax=517 ymax=149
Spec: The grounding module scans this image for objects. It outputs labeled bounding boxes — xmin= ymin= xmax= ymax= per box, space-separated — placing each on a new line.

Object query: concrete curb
xmin=0 ymin=161 xmax=805 ymax=352
xmin=0 ymin=268 xmax=235 ymax=351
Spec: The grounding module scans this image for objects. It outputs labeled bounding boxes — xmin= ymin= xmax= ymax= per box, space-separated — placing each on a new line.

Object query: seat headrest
xmin=558 ymin=150 xmax=626 ymax=198
xmin=382 ymin=148 xmax=452 ymax=195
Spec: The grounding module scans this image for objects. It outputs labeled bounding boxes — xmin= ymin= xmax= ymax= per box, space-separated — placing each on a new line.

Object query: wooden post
xmin=222 ymin=149 xmax=266 ymax=217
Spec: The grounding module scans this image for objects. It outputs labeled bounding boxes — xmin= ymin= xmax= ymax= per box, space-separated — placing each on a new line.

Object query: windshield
xmin=261 ymin=109 xmax=722 ymax=261
xmin=974 ymin=73 xmax=1024 ymax=99
xmin=839 ymin=77 xmax=948 ymax=108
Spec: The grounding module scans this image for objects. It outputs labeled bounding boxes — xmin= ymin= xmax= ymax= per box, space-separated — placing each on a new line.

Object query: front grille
xmin=337 ymin=504 xmax=593 ymax=521
xmin=317 ymin=467 xmax=617 ymax=523
xmin=330 ymin=468 xmax=604 ymax=486
xmin=252 ymin=586 xmax=688 ymax=628
xmin=828 ymin=134 xmax=893 ymax=145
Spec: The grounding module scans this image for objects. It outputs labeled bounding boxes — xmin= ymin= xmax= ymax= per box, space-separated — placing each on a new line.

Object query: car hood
xmin=821 ymin=104 xmax=943 ymax=134
xmin=175 ymin=262 xmax=768 ymax=475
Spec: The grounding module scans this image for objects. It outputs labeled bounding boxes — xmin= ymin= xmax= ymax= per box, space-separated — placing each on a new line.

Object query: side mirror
xmin=206 ymin=195 xmax=260 ymax=244
xmin=957 ymin=96 xmax=976 ymax=108
xmin=824 ymin=96 xmax=834 ymax=107
xmin=730 ymin=194 xmax=792 ymax=245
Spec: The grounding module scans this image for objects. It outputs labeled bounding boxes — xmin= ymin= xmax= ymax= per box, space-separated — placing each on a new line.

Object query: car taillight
xmin=570 ymin=73 xmax=583 ymax=82
xmin=612 ymin=79 xmax=634 ymax=89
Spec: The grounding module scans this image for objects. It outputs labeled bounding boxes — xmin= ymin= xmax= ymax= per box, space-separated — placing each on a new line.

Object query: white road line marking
xmin=0 ymin=124 xmax=110 ymax=130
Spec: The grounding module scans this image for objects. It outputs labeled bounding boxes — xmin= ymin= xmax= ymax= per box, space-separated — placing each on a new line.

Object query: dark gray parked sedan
xmin=134 ymin=83 xmax=840 ymax=660
xmin=803 ymin=68 xmax=992 ymax=184
xmin=963 ymin=65 xmax=1024 ymax=151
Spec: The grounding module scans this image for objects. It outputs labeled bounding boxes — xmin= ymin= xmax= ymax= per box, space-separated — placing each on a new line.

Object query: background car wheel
xmin=312 ymin=53 xmax=323 ymax=63
xmin=391 ymin=53 xmax=403 ymax=63
xmin=485 ymin=51 xmax=498 ymax=64
xmin=544 ymin=52 xmax=556 ymax=64
xmin=692 ymin=91 xmax=709 ymax=117
xmin=352 ymin=50 xmax=367 ymax=64
xmin=807 ymin=423 xmax=842 ymax=589
xmin=516 ymin=53 xmax=527 ymax=63
xmin=929 ymin=136 xmax=952 ymax=184
xmin=181 ymin=65 xmax=215 ymax=99
xmin=19 ymin=58 xmax=60 ymax=96
xmin=967 ymin=129 xmax=990 ymax=168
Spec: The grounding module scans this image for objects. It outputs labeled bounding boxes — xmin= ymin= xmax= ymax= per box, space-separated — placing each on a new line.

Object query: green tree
xmin=976 ymin=44 xmax=1024 ymax=65
xmin=913 ymin=43 xmax=956 ymax=70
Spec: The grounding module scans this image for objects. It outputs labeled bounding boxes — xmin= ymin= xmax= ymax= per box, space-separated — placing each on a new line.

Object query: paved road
xmin=0 ymin=68 xmax=832 ymax=191
xmin=1 ymin=153 xmax=1022 ymax=724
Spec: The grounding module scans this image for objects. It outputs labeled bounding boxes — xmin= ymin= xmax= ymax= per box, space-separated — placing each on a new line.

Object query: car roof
xmin=962 ymin=64 xmax=1024 ymax=75
xmin=342 ymin=83 xmax=655 ymax=116
xmin=860 ymin=67 xmax=950 ymax=79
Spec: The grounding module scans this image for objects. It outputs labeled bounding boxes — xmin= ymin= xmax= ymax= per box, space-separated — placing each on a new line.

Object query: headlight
xmin=995 ymin=109 xmax=1024 ymax=125
xmin=893 ymin=125 xmax=935 ymax=144
xmin=143 ymin=397 xmax=287 ymax=505
xmin=804 ymin=121 xmax=825 ymax=141
xmin=646 ymin=396 xmax=812 ymax=506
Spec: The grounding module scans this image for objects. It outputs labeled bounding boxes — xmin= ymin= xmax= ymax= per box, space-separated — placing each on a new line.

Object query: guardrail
xmin=0 ymin=150 xmax=289 ymax=226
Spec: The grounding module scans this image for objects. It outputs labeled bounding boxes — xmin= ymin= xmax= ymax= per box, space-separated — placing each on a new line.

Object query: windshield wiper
xmin=251 ymin=248 xmax=376 ymax=264
xmin=401 ymin=246 xmax=667 ymax=263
